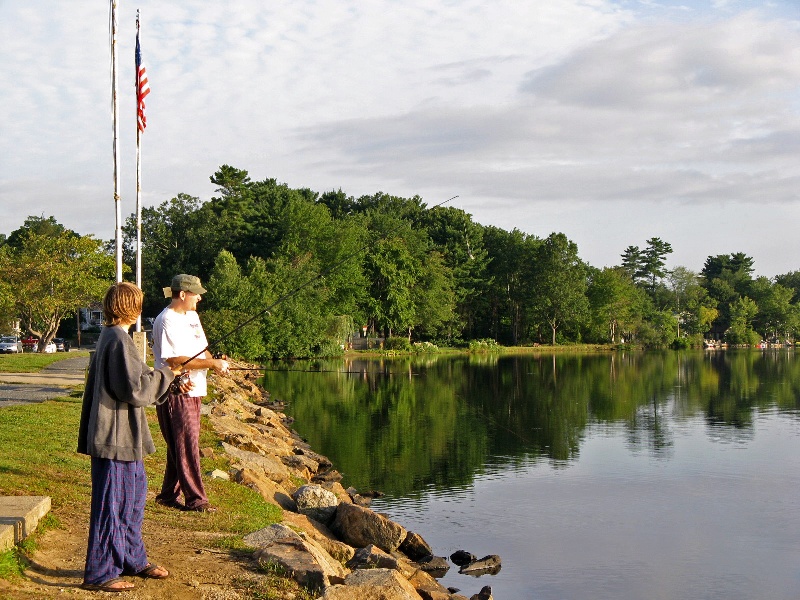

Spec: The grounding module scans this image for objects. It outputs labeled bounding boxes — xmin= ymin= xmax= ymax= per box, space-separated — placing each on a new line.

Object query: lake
xmin=264 ymin=350 xmax=800 ymax=599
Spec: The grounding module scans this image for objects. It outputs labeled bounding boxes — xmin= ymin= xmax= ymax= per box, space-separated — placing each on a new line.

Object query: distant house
xmin=80 ymin=304 xmax=103 ymax=330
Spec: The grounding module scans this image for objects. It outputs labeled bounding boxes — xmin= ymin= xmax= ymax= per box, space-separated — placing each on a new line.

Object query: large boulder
xmin=282 ymin=511 xmax=356 ymax=563
xmin=345 ymin=544 xmax=399 ymax=571
xmin=399 ymin=531 xmax=432 ymax=561
xmin=292 ymin=484 xmax=340 ymax=525
xmin=254 ymin=536 xmax=348 ymax=592
xmin=321 ymin=568 xmax=423 ymax=600
xmin=469 ymin=585 xmax=493 ymax=600
xmin=406 ymin=568 xmax=452 ymax=600
xmin=243 ymin=523 xmax=300 ymax=547
xmin=459 ymin=555 xmax=501 ymax=576
xmin=416 ymin=555 xmax=449 ymax=577
xmin=281 ymin=453 xmax=319 ymax=479
xmin=449 ymin=550 xmax=476 ymax=567
xmin=332 ymin=502 xmax=407 ymax=553
xmin=222 ymin=441 xmax=292 ymax=485
xmin=320 ymin=481 xmax=353 ymax=505
xmin=312 ymin=468 xmax=344 ymax=483
xmin=234 ymin=467 xmax=297 ymax=511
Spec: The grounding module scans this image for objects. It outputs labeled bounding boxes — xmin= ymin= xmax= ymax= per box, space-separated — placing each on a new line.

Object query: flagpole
xmin=135 ymin=10 xmax=143 ymax=331
xmin=111 ymin=0 xmax=123 ymax=283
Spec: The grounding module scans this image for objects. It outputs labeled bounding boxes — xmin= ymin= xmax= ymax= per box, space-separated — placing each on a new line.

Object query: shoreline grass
xmin=345 ymin=342 xmax=614 ymax=358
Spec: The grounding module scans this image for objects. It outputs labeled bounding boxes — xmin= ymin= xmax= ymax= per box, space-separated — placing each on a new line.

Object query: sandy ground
xmin=0 ymin=497 xmax=277 ymax=600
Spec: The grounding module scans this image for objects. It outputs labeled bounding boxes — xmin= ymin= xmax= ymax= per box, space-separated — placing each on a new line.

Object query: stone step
xmin=0 ymin=496 xmax=51 ymax=552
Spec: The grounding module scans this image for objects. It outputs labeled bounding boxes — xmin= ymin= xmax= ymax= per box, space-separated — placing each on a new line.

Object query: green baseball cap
xmin=163 ymin=273 xmax=207 ymax=298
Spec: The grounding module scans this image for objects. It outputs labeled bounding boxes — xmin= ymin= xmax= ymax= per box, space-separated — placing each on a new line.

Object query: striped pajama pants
xmin=84 ymin=457 xmax=149 ymax=585
xmin=155 ymin=393 xmax=208 ymax=509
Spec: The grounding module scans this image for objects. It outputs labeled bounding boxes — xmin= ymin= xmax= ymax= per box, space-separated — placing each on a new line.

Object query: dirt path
xmin=1 ymin=497 xmax=275 ymax=600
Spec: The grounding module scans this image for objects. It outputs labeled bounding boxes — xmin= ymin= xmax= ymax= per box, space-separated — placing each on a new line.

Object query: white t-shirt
xmin=152 ymin=307 xmax=209 ymax=397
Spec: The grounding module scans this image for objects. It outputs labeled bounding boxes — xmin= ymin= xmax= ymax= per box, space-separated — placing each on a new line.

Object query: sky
xmin=2 ymin=0 xmax=799 ymax=277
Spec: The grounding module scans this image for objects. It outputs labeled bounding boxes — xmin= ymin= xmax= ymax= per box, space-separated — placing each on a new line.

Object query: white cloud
xmin=1 ymin=1 xmax=800 ymax=275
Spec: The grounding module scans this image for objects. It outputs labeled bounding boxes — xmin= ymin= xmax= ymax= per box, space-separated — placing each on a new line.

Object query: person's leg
xmin=120 ymin=461 xmax=170 ymax=578
xmin=122 ymin=460 xmax=148 ymax=574
xmin=171 ymin=395 xmax=209 ymax=509
xmin=155 ymin=397 xmax=181 ymax=504
xmin=83 ymin=458 xmax=133 ymax=590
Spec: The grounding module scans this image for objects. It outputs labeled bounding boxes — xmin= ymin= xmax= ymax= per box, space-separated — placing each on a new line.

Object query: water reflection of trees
xmin=265 ymin=350 xmax=800 ymax=495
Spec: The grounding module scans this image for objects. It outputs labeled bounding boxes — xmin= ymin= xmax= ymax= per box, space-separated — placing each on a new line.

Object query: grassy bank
xmin=0 ymin=351 xmax=90 ymax=373
xmin=346 ymin=342 xmax=614 ymax=358
xmin=0 ymin=384 xmax=290 ymax=594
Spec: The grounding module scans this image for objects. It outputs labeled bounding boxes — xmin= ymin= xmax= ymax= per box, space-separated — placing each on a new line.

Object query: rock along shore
xmin=207 ymin=363 xmax=497 ymax=600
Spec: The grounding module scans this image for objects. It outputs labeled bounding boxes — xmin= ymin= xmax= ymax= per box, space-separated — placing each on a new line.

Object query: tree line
xmin=3 ymin=165 xmax=800 ymax=358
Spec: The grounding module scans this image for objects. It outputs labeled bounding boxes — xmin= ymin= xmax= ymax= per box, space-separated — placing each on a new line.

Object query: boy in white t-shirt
xmin=152 ymin=274 xmax=229 ymax=512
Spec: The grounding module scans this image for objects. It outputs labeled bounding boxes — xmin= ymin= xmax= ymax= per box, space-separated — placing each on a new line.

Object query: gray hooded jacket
xmin=77 ymin=325 xmax=174 ymax=461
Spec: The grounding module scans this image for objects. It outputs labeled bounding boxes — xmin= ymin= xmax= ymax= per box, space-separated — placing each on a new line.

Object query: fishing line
xmin=230 ymin=367 xmax=421 ymax=376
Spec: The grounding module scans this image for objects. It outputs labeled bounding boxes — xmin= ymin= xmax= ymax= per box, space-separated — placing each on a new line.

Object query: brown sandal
xmin=134 ymin=563 xmax=169 ymax=579
xmin=81 ymin=577 xmax=134 ymax=592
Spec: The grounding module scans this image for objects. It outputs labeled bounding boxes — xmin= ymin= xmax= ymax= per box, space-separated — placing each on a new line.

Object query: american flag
xmin=135 ymin=24 xmax=150 ymax=132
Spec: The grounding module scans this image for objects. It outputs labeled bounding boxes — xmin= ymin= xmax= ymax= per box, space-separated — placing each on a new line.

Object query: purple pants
xmin=155 ymin=393 xmax=208 ymax=509
xmin=84 ymin=457 xmax=149 ymax=585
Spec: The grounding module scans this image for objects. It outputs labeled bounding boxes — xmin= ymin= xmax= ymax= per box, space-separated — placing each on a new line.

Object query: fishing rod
xmin=177 ymin=195 xmax=460 ymax=372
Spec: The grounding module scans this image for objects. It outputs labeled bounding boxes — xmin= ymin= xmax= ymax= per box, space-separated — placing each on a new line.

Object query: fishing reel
xmin=170 ymin=371 xmax=191 ymax=394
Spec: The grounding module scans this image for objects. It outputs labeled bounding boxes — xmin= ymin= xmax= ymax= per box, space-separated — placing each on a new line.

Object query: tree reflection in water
xmin=265 ymin=349 xmax=800 ymax=495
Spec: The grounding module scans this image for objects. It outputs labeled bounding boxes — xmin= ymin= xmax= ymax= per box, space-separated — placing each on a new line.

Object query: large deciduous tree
xmin=587 ymin=267 xmax=646 ymax=343
xmin=480 ymin=227 xmax=538 ymax=345
xmin=0 ymin=224 xmax=114 ymax=350
xmin=123 ymin=193 xmax=207 ymax=317
xmin=418 ymin=206 xmax=488 ymax=343
xmin=531 ymin=232 xmax=588 ymax=345
xmin=701 ymin=252 xmax=755 ymax=338
xmin=726 ymin=296 xmax=760 ymax=345
xmin=749 ymin=277 xmax=795 ymax=342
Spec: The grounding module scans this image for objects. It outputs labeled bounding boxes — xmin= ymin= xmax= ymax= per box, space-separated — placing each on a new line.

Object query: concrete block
xmin=0 ymin=496 xmax=51 ymax=552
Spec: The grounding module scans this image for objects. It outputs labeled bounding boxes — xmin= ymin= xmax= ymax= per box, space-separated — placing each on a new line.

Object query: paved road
xmin=0 ymin=355 xmax=89 ymax=408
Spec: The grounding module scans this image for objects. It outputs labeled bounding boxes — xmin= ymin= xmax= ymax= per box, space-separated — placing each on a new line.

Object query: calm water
xmin=264 ymin=351 xmax=800 ymax=599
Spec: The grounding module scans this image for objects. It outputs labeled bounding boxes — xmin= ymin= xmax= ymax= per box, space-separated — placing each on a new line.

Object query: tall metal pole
xmin=135 ymin=11 xmax=143 ymax=331
xmin=111 ymin=0 xmax=123 ymax=282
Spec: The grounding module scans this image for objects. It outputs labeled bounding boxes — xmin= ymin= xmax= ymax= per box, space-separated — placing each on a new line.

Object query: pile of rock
xmin=207 ymin=367 xmax=500 ymax=600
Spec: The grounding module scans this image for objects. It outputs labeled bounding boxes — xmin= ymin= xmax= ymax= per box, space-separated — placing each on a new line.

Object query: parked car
xmin=0 ymin=337 xmax=21 ymax=353
xmin=42 ymin=342 xmax=57 ymax=353
xmin=53 ymin=338 xmax=67 ymax=352
xmin=21 ymin=336 xmax=38 ymax=352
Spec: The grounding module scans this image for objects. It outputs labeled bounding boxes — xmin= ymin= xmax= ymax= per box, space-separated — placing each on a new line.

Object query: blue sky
xmin=2 ymin=1 xmax=799 ymax=276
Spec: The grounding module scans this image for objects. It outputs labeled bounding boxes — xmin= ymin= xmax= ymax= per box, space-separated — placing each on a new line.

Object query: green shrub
xmin=671 ymin=337 xmax=691 ymax=350
xmin=313 ymin=339 xmax=345 ymax=358
xmin=384 ymin=337 xmax=412 ymax=352
xmin=412 ymin=341 xmax=439 ymax=354
xmin=468 ymin=338 xmax=501 ymax=353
